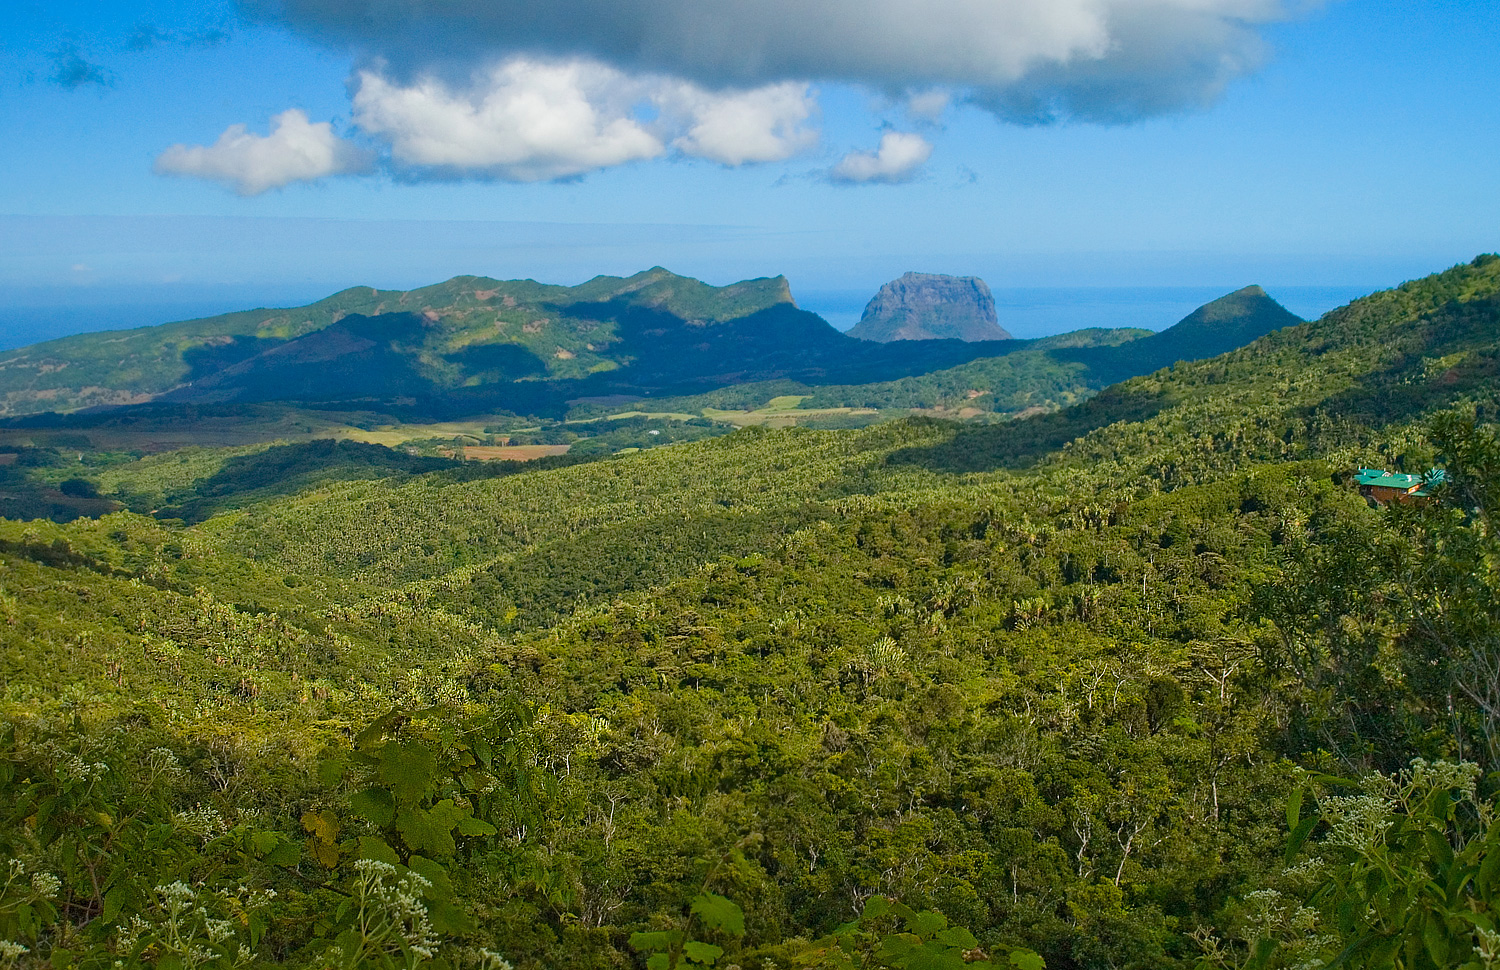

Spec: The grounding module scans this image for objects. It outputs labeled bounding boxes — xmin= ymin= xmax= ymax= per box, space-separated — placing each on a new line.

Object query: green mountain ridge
xmin=0 ymin=271 xmax=1297 ymax=428
xmin=0 ymin=256 xmax=1497 ymax=970
xmin=0 ymin=268 xmax=798 ymax=415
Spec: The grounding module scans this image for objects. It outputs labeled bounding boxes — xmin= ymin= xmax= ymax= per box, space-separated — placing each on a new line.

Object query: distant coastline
xmin=799 ymin=284 xmax=1374 ymax=340
xmin=0 ymin=282 xmax=1377 ymax=352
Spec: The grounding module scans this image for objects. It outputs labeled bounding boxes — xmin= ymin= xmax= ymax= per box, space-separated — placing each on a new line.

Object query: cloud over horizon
xmin=241 ymin=0 xmax=1304 ymax=125
xmin=352 ymin=60 xmax=821 ymax=180
xmin=830 ymin=131 xmax=933 ymax=183
xmin=157 ymin=0 xmax=1312 ymax=191
xmin=154 ymin=109 xmax=373 ymax=195
xmin=663 ymin=81 xmax=818 ymax=166
xmin=352 ymin=61 xmax=666 ymax=182
xmin=159 ymin=62 xmax=823 ymax=190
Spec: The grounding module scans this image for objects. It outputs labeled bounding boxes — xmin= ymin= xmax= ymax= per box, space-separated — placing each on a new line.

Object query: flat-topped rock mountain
xmin=0 ymin=268 xmax=1296 ymax=426
xmin=0 ymin=268 xmax=1015 ymax=420
xmin=847 ymin=272 xmax=1012 ymax=342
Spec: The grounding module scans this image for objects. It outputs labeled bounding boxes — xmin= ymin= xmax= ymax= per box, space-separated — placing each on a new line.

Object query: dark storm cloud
xmin=238 ymin=0 xmax=1309 ymax=123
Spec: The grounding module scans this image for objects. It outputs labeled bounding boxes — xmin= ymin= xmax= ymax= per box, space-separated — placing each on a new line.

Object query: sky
xmin=0 ymin=0 xmax=1497 ymax=343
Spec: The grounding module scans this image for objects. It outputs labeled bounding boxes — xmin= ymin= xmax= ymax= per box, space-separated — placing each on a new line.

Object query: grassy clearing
xmin=331 ymin=420 xmax=501 ymax=447
xmin=700 ymin=405 xmax=881 ymax=427
xmin=462 ymin=444 xmax=571 ymax=461
xmin=597 ymin=411 xmax=701 ymax=422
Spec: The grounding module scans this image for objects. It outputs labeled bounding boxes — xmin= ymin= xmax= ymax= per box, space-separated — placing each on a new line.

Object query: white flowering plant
xmin=113 ymin=880 xmax=275 ymax=970
xmin=1231 ymin=760 xmax=1500 ymax=970
xmin=324 ymin=859 xmax=440 ymax=970
xmin=0 ymin=859 xmax=62 ymax=957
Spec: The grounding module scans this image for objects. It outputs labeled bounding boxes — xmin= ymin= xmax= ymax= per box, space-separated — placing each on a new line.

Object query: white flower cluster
xmin=173 ymin=805 xmax=228 ymax=843
xmin=0 ymin=941 xmax=28 ymax=962
xmin=115 ymin=881 xmax=257 ymax=970
xmin=1474 ymin=925 xmax=1500 ymax=969
xmin=468 ymin=947 xmax=515 ymax=970
xmin=1279 ymin=857 xmax=1329 ymax=886
xmin=147 ymin=747 xmax=183 ymax=779
xmin=1242 ymin=889 xmax=1320 ymax=936
xmin=56 ymin=751 xmax=108 ymax=784
xmin=3 ymin=859 xmax=62 ymax=902
xmin=1398 ymin=759 xmax=1481 ymax=807
xmin=1319 ymin=791 xmax=1394 ymax=851
xmin=30 ymin=871 xmax=60 ymax=899
xmin=1318 ymin=759 xmax=1482 ymax=853
xmin=352 ymin=859 xmax=438 ymax=961
xmin=229 ymin=884 xmax=277 ymax=912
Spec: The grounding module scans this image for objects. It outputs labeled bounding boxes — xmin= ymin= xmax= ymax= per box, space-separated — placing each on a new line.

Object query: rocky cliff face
xmin=847 ymin=272 xmax=1012 ymax=342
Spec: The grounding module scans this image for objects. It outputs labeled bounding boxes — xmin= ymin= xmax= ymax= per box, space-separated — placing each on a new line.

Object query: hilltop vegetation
xmin=0 ymin=272 xmax=1295 ymax=434
xmin=0 ymin=269 xmax=799 ymax=415
xmin=0 ymin=256 xmax=1497 ymax=970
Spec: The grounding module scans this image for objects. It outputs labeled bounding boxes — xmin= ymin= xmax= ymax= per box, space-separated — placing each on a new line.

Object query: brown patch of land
xmin=463 ymin=445 xmax=571 ymax=462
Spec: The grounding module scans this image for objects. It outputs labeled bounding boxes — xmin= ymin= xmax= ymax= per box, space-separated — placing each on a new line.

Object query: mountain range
xmin=1 ymin=255 xmax=1497 ymax=970
xmin=0 ymin=269 xmax=1302 ymax=428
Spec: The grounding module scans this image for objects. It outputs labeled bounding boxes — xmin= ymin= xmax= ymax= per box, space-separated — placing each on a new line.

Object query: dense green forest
xmin=1 ymin=257 xmax=1498 ymax=970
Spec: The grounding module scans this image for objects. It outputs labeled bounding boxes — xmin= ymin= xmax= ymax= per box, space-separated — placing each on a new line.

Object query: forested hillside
xmin=0 ymin=272 xmax=1292 ymax=428
xmin=0 ymin=257 xmax=1497 ymax=970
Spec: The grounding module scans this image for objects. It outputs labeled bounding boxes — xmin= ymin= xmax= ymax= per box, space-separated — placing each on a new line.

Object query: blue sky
xmin=0 ymin=0 xmax=1497 ymax=341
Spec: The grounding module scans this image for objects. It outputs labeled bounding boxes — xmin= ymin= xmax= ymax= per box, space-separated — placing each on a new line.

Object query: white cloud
xmin=904 ymin=89 xmax=951 ymax=123
xmin=664 ymin=81 xmax=818 ymax=165
xmin=349 ymin=59 xmax=819 ymax=180
xmin=352 ymin=60 xmax=666 ymax=181
xmin=830 ymin=131 xmax=932 ymax=183
xmin=244 ymin=0 xmax=1308 ymax=124
xmin=154 ymin=109 xmax=371 ymax=195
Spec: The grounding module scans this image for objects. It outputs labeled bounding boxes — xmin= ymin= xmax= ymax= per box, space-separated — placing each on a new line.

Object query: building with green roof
xmin=1353 ymin=467 xmax=1446 ymax=506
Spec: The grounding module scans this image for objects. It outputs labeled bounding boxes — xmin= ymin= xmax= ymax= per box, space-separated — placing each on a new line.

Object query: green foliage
xmin=629 ymin=891 xmax=746 ymax=969
xmin=1252 ymin=407 xmax=1500 ymax=772
xmin=1202 ymin=761 xmax=1500 ymax=970
xmin=794 ymin=896 xmax=1044 ymax=969
xmin=0 ymin=255 xmax=1498 ymax=970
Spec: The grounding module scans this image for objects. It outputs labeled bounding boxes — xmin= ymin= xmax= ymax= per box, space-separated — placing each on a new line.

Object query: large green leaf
xmin=395 ymin=799 xmax=466 ymax=856
xmin=683 ymin=940 xmax=724 ymax=966
xmin=455 ymin=815 xmax=497 ymax=837
xmin=934 ymin=927 xmax=978 ymax=949
xmin=894 ymin=943 xmax=966 ymax=970
xmin=379 ymin=741 xmax=439 ymax=805
xmin=1008 ymin=950 xmax=1046 ymax=970
xmin=905 ymin=910 xmax=948 ymax=937
xmin=629 ymin=930 xmax=678 ymax=952
xmin=350 ymin=787 xmax=396 ymax=827
xmin=691 ymin=892 xmax=745 ymax=937
xmin=357 ymin=835 xmax=401 ymax=865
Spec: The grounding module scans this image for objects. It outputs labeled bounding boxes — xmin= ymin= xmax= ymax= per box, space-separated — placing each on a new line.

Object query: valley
xmin=0 ymin=255 xmax=1496 ymax=969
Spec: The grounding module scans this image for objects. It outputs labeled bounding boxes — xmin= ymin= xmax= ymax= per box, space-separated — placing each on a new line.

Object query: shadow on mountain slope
xmin=181 ymin=336 xmax=287 ymax=383
xmin=886 ymin=386 xmax=1174 ymax=474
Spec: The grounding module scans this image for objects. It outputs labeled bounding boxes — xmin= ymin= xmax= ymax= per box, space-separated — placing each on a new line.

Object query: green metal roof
xmin=1354 ymin=468 xmax=1423 ymax=489
xmin=1353 ymin=467 xmax=1446 ymax=497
